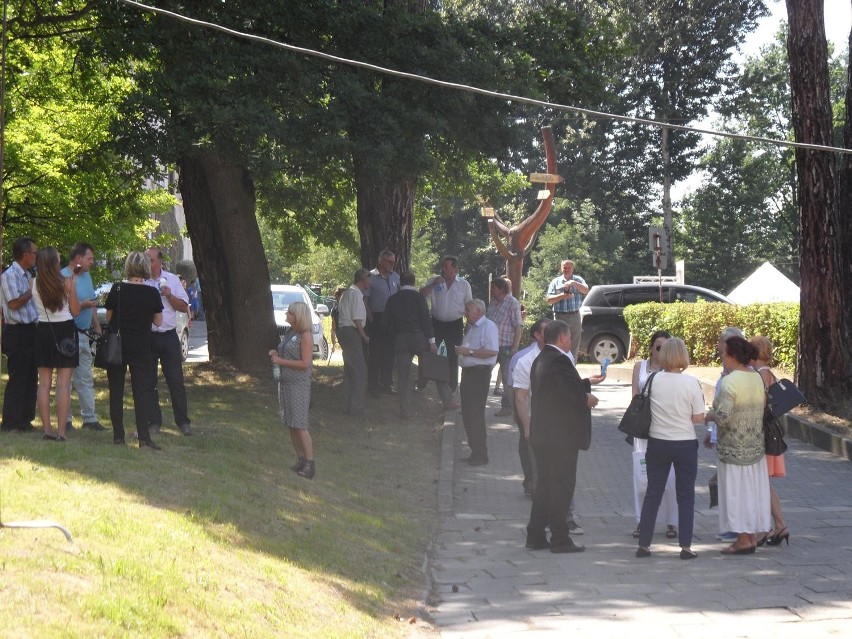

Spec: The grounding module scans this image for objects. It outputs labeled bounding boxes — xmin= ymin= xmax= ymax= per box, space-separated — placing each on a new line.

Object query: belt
xmin=463 ymin=365 xmax=492 ymax=371
xmin=556 ymin=310 xmax=579 ymax=315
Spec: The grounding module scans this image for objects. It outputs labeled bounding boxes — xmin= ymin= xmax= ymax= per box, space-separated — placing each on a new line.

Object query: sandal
xmin=666 ymin=525 xmax=678 ymax=539
xmin=632 ymin=527 xmax=641 ymax=539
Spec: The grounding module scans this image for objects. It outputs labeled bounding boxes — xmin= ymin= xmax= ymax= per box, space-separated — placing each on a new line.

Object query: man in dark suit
xmin=384 ymin=271 xmax=455 ymax=418
xmin=526 ymin=320 xmax=599 ymax=553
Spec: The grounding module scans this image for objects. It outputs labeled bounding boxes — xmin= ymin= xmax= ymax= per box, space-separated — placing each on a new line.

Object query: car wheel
xmin=589 ymin=334 xmax=625 ymax=364
xmin=180 ymin=328 xmax=190 ymax=362
xmin=315 ymin=335 xmax=329 ymax=361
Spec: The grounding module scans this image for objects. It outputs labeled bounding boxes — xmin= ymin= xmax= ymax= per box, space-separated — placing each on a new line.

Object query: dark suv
xmin=578 ymin=283 xmax=732 ymax=363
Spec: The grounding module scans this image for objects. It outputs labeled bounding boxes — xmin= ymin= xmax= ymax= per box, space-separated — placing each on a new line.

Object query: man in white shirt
xmin=420 ymin=255 xmax=472 ymax=392
xmin=456 ymin=299 xmax=498 ymax=466
xmin=337 ymin=268 xmax=371 ymax=417
xmin=145 ymin=247 xmax=192 ymax=436
xmin=509 ymin=318 xmax=550 ymax=495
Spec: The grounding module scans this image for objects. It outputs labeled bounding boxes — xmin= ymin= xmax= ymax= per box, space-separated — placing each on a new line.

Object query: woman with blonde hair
xmin=630 ymin=330 xmax=678 ymax=539
xmin=750 ymin=335 xmax=790 ymax=546
xmin=635 ymin=338 xmax=705 ymax=559
xmin=105 ymin=252 xmax=164 ymax=449
xmin=269 ymin=300 xmax=315 ymax=479
xmin=32 ymin=247 xmax=81 ymax=441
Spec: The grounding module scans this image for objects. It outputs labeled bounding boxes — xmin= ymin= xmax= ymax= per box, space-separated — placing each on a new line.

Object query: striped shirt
xmin=486 ymin=294 xmax=522 ymax=348
xmin=547 ymin=274 xmax=588 ymax=313
xmin=1 ymin=262 xmax=38 ymax=324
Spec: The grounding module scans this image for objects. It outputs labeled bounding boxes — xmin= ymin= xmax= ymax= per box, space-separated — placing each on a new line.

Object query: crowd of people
xmin=1 ymin=238 xmax=193 ymax=450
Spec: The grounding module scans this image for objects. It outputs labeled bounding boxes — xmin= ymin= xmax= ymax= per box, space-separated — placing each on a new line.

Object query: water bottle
xmin=272 ymin=363 xmax=281 ymax=382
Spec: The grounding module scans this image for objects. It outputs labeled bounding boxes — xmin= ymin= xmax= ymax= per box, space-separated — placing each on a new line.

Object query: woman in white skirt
xmin=709 ymin=335 xmax=771 ymax=554
xmin=630 ymin=330 xmax=678 ymax=539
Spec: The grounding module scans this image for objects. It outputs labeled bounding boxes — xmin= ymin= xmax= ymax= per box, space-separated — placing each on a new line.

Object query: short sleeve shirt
xmin=547 ymin=274 xmax=587 ymax=313
xmin=429 ymin=276 xmax=472 ymax=322
xmin=105 ymin=282 xmax=163 ymax=365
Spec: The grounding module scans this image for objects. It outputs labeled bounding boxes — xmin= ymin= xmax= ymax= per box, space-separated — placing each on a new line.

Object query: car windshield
xmin=272 ymin=291 xmax=306 ymax=311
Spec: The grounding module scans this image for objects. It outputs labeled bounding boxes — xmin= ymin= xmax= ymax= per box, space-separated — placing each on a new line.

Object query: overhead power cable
xmin=119 ymin=0 xmax=852 ymax=156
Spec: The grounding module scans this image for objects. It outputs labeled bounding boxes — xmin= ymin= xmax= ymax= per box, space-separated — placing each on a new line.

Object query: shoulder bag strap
xmin=641 ymin=370 xmax=659 ymax=398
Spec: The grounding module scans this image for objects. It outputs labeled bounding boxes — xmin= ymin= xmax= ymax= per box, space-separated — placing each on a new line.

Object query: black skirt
xmin=35 ymin=319 xmax=79 ymax=369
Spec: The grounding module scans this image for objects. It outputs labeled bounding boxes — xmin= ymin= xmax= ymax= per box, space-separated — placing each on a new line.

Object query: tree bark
xmin=178 ymin=151 xmax=277 ymax=373
xmin=840 ymin=26 xmax=852 ymax=362
xmin=353 ymin=155 xmax=414 ymax=271
xmin=786 ymin=0 xmax=850 ymax=406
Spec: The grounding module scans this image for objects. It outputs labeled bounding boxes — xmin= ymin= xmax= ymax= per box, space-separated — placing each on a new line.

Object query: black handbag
xmin=419 ymin=351 xmax=450 ymax=383
xmin=763 ymin=406 xmax=788 ymax=456
xmin=618 ymin=371 xmax=658 ymax=439
xmin=39 ymin=294 xmax=78 ymax=357
xmin=94 ymin=283 xmax=123 ymax=368
xmin=767 ymin=378 xmax=805 ymax=417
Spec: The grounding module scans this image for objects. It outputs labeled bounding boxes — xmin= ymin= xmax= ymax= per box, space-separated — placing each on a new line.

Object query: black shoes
xmin=680 ymin=549 xmax=698 ymax=560
xmin=291 ymin=457 xmax=307 ymax=472
xmin=525 ymin=538 xmax=550 ymax=551
xmin=551 ymin=540 xmax=585 ymax=554
xmin=178 ymin=423 xmax=193 ymax=436
xmin=139 ymin=440 xmax=162 ymax=451
xmin=463 ymin=455 xmax=488 ymax=466
xmin=296 ymin=460 xmax=316 ymax=479
xmin=83 ymin=421 xmax=108 ymax=431
xmin=635 ymin=547 xmax=652 ymax=558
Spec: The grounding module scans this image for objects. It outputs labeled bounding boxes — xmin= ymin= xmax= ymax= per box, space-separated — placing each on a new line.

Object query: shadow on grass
xmin=0 ymin=361 xmax=445 ymax=626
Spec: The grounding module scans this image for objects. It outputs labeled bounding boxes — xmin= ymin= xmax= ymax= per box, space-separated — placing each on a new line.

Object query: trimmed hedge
xmin=623 ymin=301 xmax=798 ymax=369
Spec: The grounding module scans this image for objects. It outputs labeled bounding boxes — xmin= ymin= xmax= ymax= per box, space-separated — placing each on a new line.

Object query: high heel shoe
xmin=765 ymin=527 xmax=790 ymax=546
xmin=756 ymin=532 xmax=770 ymax=547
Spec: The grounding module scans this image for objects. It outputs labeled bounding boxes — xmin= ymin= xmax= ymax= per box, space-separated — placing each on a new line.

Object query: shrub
xmin=624 ymin=302 xmax=798 ymax=368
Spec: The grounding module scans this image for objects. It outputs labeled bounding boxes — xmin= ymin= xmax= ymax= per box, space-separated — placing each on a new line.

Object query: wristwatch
xmin=468 ymin=348 xmax=474 ymax=356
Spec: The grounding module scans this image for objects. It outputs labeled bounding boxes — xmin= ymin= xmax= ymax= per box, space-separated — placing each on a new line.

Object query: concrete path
xmin=427 ymin=366 xmax=852 ymax=638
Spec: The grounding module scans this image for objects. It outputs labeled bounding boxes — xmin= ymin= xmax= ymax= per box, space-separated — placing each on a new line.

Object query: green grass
xmin=0 ymin=361 xmax=444 ymax=637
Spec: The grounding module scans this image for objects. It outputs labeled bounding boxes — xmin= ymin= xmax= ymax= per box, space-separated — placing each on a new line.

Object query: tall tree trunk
xmin=840 ymin=27 xmax=852 ymax=365
xmin=178 ymin=151 xmax=277 ymax=373
xmin=786 ymin=0 xmax=850 ymax=406
xmin=353 ymin=155 xmax=414 ymax=271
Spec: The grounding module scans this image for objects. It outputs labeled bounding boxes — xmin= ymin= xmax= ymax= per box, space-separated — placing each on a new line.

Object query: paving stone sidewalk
xmin=427 ymin=367 xmax=852 ymax=638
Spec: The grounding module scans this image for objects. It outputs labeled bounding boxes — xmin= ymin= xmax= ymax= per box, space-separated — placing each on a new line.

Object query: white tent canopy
xmin=727 ymin=262 xmax=800 ymax=304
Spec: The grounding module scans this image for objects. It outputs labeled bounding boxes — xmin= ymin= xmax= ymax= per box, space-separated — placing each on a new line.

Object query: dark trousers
xmin=367 ymin=312 xmax=394 ymax=390
xmin=513 ymin=404 xmax=535 ymax=487
xmin=149 ymin=329 xmax=190 ymax=427
xmin=107 ymin=356 xmax=157 ymax=443
xmin=638 ymin=437 xmax=698 ymax=548
xmin=1 ymin=323 xmax=38 ymax=429
xmin=460 ymin=365 xmax=491 ymax=458
xmin=527 ymin=444 xmax=579 ymax=547
xmin=432 ymin=317 xmax=464 ymax=391
xmin=394 ymin=332 xmax=425 ymax=417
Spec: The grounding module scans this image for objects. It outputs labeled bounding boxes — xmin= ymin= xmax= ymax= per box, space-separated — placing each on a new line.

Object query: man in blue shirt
xmin=61 ymin=242 xmax=106 ymax=431
xmin=1 ymin=237 xmax=39 ymax=432
xmin=363 ymin=249 xmax=400 ymax=396
xmin=546 ymin=259 xmax=589 ymax=361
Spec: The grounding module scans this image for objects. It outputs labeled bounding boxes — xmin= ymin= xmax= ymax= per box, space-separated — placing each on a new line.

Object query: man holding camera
xmin=546 ymin=259 xmax=588 ymax=362
xmin=61 ymin=242 xmax=106 ymax=431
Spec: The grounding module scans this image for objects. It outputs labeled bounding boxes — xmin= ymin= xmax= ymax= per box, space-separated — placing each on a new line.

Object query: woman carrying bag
xmin=32 ymin=247 xmax=81 ymax=441
xmin=104 ymin=252 xmax=163 ymax=449
xmin=635 ymin=338 xmax=705 ymax=560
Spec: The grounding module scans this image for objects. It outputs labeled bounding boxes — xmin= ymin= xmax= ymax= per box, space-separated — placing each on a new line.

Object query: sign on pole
xmin=648 ymin=226 xmax=668 ymax=270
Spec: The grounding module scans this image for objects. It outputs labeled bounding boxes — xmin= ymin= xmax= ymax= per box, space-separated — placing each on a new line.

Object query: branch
xmin=488 ymin=220 xmax=514 ymax=261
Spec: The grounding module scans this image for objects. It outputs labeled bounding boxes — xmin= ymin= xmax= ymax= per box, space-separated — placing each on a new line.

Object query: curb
xmin=438 ymin=411 xmax=457 ymax=516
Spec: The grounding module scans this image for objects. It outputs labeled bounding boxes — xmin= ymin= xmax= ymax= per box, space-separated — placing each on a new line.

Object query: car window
xmin=601 ymin=291 xmax=622 ymax=307
xmin=671 ymin=288 xmax=718 ymax=303
xmin=272 ymin=291 xmax=307 ymax=310
xmin=622 ymin=288 xmax=664 ymax=306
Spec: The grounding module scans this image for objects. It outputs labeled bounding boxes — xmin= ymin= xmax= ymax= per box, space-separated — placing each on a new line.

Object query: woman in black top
xmin=105 ymin=252 xmax=163 ymax=448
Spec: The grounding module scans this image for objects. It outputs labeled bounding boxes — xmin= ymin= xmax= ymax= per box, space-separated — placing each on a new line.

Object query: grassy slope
xmin=0 ymin=362 xmax=443 ymax=638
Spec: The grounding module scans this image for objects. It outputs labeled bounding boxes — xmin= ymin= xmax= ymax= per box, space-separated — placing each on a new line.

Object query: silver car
xmin=271 ymin=284 xmax=329 ymax=360
xmin=95 ymin=283 xmax=191 ymax=361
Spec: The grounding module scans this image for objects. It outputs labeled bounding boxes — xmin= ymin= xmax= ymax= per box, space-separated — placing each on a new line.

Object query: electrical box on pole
xmin=648 ymin=226 xmax=669 ymax=271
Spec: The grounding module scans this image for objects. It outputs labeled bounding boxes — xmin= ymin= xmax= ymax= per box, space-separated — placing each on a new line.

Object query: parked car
xmin=95 ymin=283 xmax=191 ymax=361
xmin=270 ymin=284 xmax=330 ymax=360
xmin=578 ymin=283 xmax=733 ymax=363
